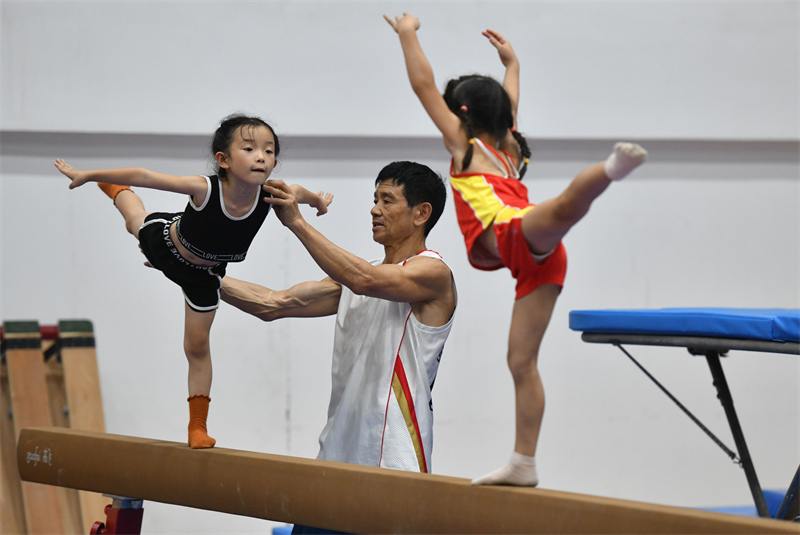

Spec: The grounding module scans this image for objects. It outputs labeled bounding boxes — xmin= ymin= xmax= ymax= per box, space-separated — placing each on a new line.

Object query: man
xmin=221 ymin=161 xmax=456 ymax=475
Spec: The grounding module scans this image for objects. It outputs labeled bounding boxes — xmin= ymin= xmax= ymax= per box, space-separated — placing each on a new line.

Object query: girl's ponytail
xmin=460 ymin=106 xmax=476 ymax=172
xmin=512 ymin=129 xmax=531 ymax=179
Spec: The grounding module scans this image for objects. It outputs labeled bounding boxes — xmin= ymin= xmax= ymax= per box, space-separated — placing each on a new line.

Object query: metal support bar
xmin=581 ymin=332 xmax=798 ymax=520
xmin=775 ymin=465 xmax=800 ymax=521
xmin=613 ymin=344 xmax=740 ymax=462
xmin=703 ymin=350 xmax=770 ymax=518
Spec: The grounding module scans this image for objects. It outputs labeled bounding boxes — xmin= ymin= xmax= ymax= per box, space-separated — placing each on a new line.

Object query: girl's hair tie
xmin=510 ymin=126 xmax=517 ymax=133
xmin=469 ymin=138 xmax=475 ymax=145
xmin=523 ymin=158 xmax=530 ymax=164
xmin=460 ymin=105 xmax=468 ymax=112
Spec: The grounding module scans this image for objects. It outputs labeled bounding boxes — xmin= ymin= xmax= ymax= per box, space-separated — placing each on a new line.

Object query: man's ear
xmin=215 ymin=151 xmax=229 ymax=169
xmin=414 ymin=202 xmax=432 ymax=229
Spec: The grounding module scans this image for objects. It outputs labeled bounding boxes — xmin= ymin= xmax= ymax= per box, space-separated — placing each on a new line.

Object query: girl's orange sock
xmin=97 ymin=183 xmax=131 ymax=203
xmin=187 ymin=394 xmax=216 ymax=449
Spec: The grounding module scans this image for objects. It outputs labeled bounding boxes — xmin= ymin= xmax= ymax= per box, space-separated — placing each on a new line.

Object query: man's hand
xmin=262 ymin=179 xmax=305 ymax=229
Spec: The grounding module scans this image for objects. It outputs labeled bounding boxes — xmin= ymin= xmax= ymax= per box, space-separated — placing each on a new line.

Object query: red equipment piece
xmin=88 ymin=496 xmax=144 ymax=535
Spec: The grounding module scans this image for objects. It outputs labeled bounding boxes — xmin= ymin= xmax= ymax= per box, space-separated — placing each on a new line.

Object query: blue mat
xmin=698 ymin=489 xmax=787 ymax=518
xmin=569 ymin=308 xmax=800 ymax=343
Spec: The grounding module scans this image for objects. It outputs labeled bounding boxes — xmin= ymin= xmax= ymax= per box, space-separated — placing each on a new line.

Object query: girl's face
xmin=216 ymin=125 xmax=276 ymax=184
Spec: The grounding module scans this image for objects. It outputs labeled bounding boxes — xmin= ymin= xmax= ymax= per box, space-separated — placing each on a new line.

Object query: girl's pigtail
xmin=512 ymin=130 xmax=532 ymax=179
xmin=460 ymin=106 xmax=475 ymax=171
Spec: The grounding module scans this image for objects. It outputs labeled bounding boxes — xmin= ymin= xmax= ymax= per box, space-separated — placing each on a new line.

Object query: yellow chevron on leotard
xmin=493 ymin=205 xmax=535 ymax=225
xmin=450 ymin=175 xmax=505 ymax=228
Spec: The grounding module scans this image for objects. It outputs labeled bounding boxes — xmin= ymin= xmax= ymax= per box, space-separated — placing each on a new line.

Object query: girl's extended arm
xmin=384 ymin=13 xmax=466 ymax=157
xmin=483 ymin=29 xmax=520 ymax=124
xmin=482 ymin=29 xmax=521 ymax=159
xmin=54 ymin=159 xmax=208 ymax=198
xmin=288 ymin=184 xmax=334 ymax=216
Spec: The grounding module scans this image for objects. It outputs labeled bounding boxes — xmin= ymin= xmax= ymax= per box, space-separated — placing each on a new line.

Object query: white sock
xmin=471 ymin=452 xmax=538 ymax=486
xmin=604 ymin=142 xmax=648 ymax=181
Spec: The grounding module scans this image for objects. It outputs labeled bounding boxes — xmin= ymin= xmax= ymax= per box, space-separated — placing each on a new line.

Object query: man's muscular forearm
xmin=222 ymin=276 xmax=341 ymax=321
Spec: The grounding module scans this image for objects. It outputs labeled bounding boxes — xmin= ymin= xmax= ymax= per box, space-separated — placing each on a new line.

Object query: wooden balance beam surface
xmin=17 ymin=428 xmax=797 ymax=534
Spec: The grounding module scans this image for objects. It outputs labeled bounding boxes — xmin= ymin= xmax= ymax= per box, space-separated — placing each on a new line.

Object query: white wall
xmin=2 ymin=133 xmax=798 ymax=532
xmin=2 ymin=1 xmax=798 ymax=139
xmin=2 ymin=1 xmax=799 ymax=533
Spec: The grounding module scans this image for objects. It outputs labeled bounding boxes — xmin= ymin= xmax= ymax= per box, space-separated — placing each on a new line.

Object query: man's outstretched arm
xmin=262 ymin=180 xmax=452 ymax=306
xmin=221 ymin=276 xmax=341 ymax=322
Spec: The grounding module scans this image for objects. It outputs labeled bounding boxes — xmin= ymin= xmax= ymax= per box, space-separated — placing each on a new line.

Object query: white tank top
xmin=316 ymin=251 xmax=455 ymax=473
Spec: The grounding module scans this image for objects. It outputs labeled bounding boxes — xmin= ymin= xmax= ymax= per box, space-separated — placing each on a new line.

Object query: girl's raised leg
xmin=521 ymin=142 xmax=647 ymax=256
xmin=104 ymin=187 xmax=149 ymax=240
xmin=184 ymin=303 xmax=217 ymax=449
xmin=472 ymin=283 xmax=561 ymax=486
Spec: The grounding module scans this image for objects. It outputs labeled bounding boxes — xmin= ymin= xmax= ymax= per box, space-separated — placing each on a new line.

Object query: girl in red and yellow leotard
xmin=386 ymin=13 xmax=647 ymax=486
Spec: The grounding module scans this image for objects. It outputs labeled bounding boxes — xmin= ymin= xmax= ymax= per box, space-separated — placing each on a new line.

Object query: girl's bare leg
xmin=185 ymin=304 xmax=215 ymax=395
xmin=184 ymin=303 xmax=217 ymax=448
xmin=110 ymin=189 xmax=149 ymax=240
xmin=472 ymin=283 xmax=561 ymax=486
xmin=473 ymin=144 xmax=645 ymax=485
xmin=521 ymin=142 xmax=647 ymax=255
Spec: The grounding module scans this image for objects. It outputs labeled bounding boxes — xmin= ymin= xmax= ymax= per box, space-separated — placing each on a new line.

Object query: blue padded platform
xmin=698 ymin=489 xmax=788 ymax=518
xmin=569 ymin=307 xmax=800 ymax=519
xmin=569 ymin=308 xmax=800 ymax=343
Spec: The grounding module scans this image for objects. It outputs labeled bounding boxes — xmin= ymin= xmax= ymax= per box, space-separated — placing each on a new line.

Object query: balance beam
xmin=17 ymin=428 xmax=796 ymax=534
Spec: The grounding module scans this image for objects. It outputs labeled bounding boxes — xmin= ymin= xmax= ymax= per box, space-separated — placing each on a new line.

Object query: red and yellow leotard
xmin=450 ymin=138 xmax=567 ymax=300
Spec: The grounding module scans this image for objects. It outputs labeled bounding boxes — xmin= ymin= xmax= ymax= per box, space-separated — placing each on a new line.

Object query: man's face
xmin=370 ymin=179 xmax=414 ymax=244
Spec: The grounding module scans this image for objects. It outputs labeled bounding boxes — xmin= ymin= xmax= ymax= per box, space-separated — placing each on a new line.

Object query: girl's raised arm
xmin=54 ymin=159 xmax=208 ymax=198
xmin=384 ymin=13 xmax=467 ymax=157
xmin=481 ymin=29 xmax=522 ymax=161
xmin=483 ymin=29 xmax=520 ymax=123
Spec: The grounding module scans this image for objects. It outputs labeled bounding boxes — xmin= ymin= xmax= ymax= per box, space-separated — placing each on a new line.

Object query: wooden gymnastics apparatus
xmin=16 ymin=427 xmax=799 ymax=535
xmin=1 ymin=320 xmax=108 ymax=534
xmin=5 ymin=319 xmax=798 ymax=534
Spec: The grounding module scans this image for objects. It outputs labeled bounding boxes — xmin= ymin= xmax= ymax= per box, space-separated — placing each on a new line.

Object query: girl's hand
xmin=482 ymin=29 xmax=517 ymax=67
xmin=54 ymin=158 xmax=90 ymax=189
xmin=383 ymin=13 xmax=420 ymax=34
xmin=312 ymin=191 xmax=334 ymax=217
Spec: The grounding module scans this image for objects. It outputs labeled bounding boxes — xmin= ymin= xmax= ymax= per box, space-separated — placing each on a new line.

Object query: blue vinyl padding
xmin=698 ymin=489 xmax=787 ymax=518
xmin=569 ymin=308 xmax=800 ymax=343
